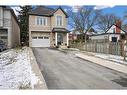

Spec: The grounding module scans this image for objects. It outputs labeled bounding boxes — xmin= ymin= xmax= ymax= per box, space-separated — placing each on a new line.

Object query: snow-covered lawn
xmin=90 ymin=52 xmax=127 ymax=64
xmin=0 ymin=47 xmax=39 ymax=89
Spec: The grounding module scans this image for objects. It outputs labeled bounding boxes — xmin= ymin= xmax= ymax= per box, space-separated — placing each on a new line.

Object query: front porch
xmin=51 ymin=28 xmax=70 ymax=48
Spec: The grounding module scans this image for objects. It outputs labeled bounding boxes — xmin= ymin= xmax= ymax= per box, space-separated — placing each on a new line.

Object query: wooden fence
xmin=70 ymin=41 xmax=124 ymax=56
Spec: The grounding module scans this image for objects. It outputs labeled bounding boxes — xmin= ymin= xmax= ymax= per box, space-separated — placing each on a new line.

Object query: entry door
xmin=57 ymin=33 xmax=63 ymax=45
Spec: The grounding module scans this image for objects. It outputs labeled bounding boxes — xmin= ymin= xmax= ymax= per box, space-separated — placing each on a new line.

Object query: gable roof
xmin=90 ymin=24 xmax=127 ymax=36
xmin=53 ymin=6 xmax=68 ymax=18
xmin=29 ymin=6 xmax=68 ymax=18
xmin=105 ymin=24 xmax=126 ymax=33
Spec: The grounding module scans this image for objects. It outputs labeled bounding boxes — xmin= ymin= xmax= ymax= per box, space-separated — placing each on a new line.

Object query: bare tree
xmin=97 ymin=14 xmax=120 ymax=32
xmin=69 ymin=6 xmax=101 ymax=42
xmin=122 ymin=11 xmax=127 ymax=31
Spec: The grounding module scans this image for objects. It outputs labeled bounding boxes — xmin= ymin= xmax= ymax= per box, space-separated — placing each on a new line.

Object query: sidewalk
xmin=76 ymin=52 xmax=127 ymax=74
xmin=81 ymin=51 xmax=127 ymax=64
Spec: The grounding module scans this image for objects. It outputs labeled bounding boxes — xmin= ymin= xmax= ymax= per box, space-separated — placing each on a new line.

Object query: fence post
xmin=123 ymin=40 xmax=127 ymax=60
xmin=108 ymin=41 xmax=110 ymax=54
xmin=121 ymin=41 xmax=124 ymax=57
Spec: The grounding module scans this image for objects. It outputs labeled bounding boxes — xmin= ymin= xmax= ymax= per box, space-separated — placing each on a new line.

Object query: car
xmin=0 ymin=40 xmax=7 ymax=52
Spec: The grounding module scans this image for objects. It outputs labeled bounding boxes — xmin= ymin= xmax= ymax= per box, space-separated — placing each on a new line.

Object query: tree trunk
xmin=81 ymin=33 xmax=84 ymax=43
xmin=84 ymin=34 xmax=87 ymax=43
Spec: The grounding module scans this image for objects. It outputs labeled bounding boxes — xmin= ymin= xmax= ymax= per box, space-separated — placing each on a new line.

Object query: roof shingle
xmin=29 ymin=6 xmax=55 ymax=16
xmin=29 ymin=6 xmax=68 ymax=17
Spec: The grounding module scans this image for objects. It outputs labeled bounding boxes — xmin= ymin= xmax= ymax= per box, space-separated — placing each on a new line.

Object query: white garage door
xmin=32 ymin=36 xmax=50 ymax=47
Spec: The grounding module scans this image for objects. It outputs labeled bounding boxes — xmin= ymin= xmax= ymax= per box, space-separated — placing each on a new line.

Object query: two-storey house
xmin=0 ymin=6 xmax=20 ymax=48
xmin=29 ymin=6 xmax=70 ymax=47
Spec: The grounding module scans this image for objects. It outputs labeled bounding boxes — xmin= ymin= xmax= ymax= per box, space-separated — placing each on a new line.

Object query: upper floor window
xmin=37 ymin=17 xmax=47 ymax=26
xmin=0 ymin=8 xmax=2 ymax=18
xmin=56 ymin=16 xmax=62 ymax=26
xmin=113 ymin=28 xmax=115 ymax=33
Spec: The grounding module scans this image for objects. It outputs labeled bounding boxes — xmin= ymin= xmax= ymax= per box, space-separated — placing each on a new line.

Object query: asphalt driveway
xmin=32 ymin=48 xmax=127 ymax=89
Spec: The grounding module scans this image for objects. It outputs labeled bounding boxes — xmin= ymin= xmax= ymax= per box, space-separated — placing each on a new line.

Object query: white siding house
xmin=89 ymin=24 xmax=126 ymax=42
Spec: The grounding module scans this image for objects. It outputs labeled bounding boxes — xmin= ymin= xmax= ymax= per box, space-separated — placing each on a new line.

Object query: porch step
xmin=59 ymin=45 xmax=68 ymax=49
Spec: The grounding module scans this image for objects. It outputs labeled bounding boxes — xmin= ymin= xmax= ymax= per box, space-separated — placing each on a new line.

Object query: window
xmin=37 ymin=17 xmax=40 ymax=25
xmin=1 ymin=36 xmax=7 ymax=39
xmin=44 ymin=37 xmax=49 ymax=39
xmin=32 ymin=37 xmax=37 ymax=39
xmin=56 ymin=16 xmax=62 ymax=26
xmin=112 ymin=37 xmax=117 ymax=42
xmin=113 ymin=28 xmax=115 ymax=33
xmin=0 ymin=8 xmax=3 ymax=18
xmin=38 ymin=37 xmax=43 ymax=39
xmin=37 ymin=17 xmax=47 ymax=26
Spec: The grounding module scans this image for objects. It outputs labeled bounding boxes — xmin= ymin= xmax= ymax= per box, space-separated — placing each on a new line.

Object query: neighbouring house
xmin=71 ymin=28 xmax=97 ymax=41
xmin=69 ymin=28 xmax=96 ymax=42
xmin=89 ymin=21 xmax=127 ymax=42
xmin=86 ymin=28 xmax=97 ymax=36
xmin=69 ymin=32 xmax=77 ymax=41
xmin=28 ymin=6 xmax=70 ymax=47
xmin=0 ymin=6 xmax=20 ymax=48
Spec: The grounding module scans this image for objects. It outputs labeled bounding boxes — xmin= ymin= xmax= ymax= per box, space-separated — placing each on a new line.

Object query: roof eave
xmin=28 ymin=14 xmax=52 ymax=17
xmin=52 ymin=28 xmax=70 ymax=33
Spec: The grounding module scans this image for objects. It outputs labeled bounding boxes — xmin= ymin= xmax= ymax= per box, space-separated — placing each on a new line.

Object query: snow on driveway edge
xmin=28 ymin=47 xmax=47 ymax=89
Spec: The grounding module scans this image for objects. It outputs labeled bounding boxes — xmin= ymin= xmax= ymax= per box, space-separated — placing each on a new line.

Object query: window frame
xmin=36 ymin=16 xmax=47 ymax=26
xmin=0 ymin=36 xmax=7 ymax=39
xmin=44 ymin=36 xmax=49 ymax=39
xmin=56 ymin=15 xmax=63 ymax=26
xmin=38 ymin=36 xmax=43 ymax=39
xmin=32 ymin=37 xmax=37 ymax=39
xmin=111 ymin=37 xmax=117 ymax=42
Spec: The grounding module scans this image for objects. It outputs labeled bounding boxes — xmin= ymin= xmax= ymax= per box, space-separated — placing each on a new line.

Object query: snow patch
xmin=0 ymin=47 xmax=39 ymax=89
xmin=92 ymin=53 xmax=127 ymax=64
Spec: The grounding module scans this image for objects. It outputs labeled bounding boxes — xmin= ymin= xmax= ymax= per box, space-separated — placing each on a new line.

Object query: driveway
xmin=32 ymin=48 xmax=127 ymax=89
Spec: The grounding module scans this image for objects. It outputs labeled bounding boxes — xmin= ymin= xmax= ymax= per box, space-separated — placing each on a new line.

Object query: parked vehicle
xmin=0 ymin=40 xmax=7 ymax=52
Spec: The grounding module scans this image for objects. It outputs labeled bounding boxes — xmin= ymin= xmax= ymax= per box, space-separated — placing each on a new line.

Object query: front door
xmin=57 ymin=33 xmax=63 ymax=45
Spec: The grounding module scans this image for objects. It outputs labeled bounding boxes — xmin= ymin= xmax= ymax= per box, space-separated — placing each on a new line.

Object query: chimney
xmin=115 ymin=20 xmax=121 ymax=33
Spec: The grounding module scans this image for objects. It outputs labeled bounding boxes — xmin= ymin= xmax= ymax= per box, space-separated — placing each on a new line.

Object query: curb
xmin=76 ymin=53 xmax=127 ymax=74
xmin=28 ymin=47 xmax=47 ymax=89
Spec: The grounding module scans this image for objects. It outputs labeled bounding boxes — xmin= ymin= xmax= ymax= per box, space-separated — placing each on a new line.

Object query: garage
xmin=31 ymin=32 xmax=50 ymax=47
xmin=0 ymin=29 xmax=8 ymax=45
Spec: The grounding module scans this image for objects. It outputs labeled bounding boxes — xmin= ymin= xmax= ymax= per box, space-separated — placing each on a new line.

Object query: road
xmin=32 ymin=48 xmax=127 ymax=89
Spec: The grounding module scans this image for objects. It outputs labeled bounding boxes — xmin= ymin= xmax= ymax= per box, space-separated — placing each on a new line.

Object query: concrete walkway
xmin=76 ymin=53 xmax=127 ymax=74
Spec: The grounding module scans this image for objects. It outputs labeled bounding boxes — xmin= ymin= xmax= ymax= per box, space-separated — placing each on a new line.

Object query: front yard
xmin=0 ymin=47 xmax=39 ymax=89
